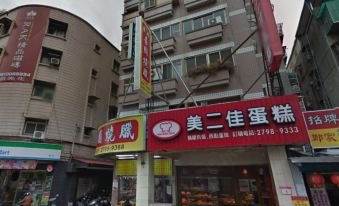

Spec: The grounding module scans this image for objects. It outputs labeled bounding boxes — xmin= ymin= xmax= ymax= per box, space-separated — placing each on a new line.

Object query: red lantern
xmin=330 ymin=173 xmax=339 ymax=185
xmin=310 ymin=173 xmax=325 ymax=186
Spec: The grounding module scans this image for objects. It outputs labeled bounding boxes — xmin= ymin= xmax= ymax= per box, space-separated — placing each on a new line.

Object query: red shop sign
xmin=148 ymin=95 xmax=309 ymax=151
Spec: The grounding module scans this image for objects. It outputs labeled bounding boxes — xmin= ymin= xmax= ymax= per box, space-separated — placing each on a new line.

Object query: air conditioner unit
xmin=50 ymin=57 xmax=60 ymax=66
xmin=33 ymin=131 xmax=45 ymax=141
xmin=151 ymin=69 xmax=162 ymax=81
xmin=208 ymin=16 xmax=223 ymax=26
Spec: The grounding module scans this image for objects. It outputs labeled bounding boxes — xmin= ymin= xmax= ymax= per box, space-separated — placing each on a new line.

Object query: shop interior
xmin=177 ymin=165 xmax=276 ymax=206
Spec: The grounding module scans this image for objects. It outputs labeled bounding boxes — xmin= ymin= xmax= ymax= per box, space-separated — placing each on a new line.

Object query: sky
xmin=0 ymin=0 xmax=304 ymax=58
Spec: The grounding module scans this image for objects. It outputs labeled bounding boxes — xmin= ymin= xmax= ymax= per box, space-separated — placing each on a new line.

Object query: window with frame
xmin=151 ymin=60 xmax=182 ymax=81
xmin=47 ymin=19 xmax=68 ymax=38
xmin=32 ymin=80 xmax=56 ymax=101
xmin=0 ymin=17 xmax=12 ymax=36
xmin=23 ymin=118 xmax=48 ymax=135
xmin=108 ymin=106 xmax=118 ymax=119
xmin=111 ymin=82 xmax=118 ymax=96
xmin=140 ymin=0 xmax=156 ymax=10
xmin=124 ymin=78 xmax=134 ymax=93
xmin=185 ymin=49 xmax=233 ymax=73
xmin=113 ymin=59 xmax=120 ymax=73
xmin=183 ymin=9 xmax=226 ymax=34
xmin=153 ymin=23 xmax=180 ymax=42
xmin=40 ymin=47 xmax=62 ymax=67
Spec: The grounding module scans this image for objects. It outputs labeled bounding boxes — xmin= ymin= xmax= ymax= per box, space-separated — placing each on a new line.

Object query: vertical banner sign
xmin=303 ymin=108 xmax=339 ymax=148
xmin=253 ymin=0 xmax=284 ymax=72
xmin=0 ymin=7 xmax=50 ymax=83
xmin=134 ymin=16 xmax=152 ymax=98
xmin=148 ymin=95 xmax=309 ymax=151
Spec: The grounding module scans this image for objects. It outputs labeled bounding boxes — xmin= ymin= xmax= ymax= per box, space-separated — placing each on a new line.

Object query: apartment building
xmin=111 ymin=1 xmax=307 ymax=206
xmin=0 ymin=5 xmax=120 ymax=205
xmin=287 ymin=0 xmax=339 ymax=110
xmin=119 ymin=0 xmax=269 ymax=115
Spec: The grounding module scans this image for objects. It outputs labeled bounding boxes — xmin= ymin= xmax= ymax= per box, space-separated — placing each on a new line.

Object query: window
xmin=152 ymin=60 xmax=182 ymax=81
xmin=108 ymin=106 xmax=118 ymax=119
xmin=32 ymin=80 xmax=56 ymax=101
xmin=145 ymin=0 xmax=156 ymax=9
xmin=0 ymin=17 xmax=12 ymax=36
xmin=121 ymin=44 xmax=128 ymax=59
xmin=94 ymin=44 xmax=101 ymax=53
xmin=152 ymin=23 xmax=180 ymax=42
xmin=47 ymin=19 xmax=68 ymax=38
xmin=23 ymin=118 xmax=48 ymax=135
xmin=111 ymin=82 xmax=118 ymax=96
xmin=40 ymin=47 xmax=62 ymax=67
xmin=113 ymin=59 xmax=120 ymax=73
xmin=84 ymin=126 xmax=95 ymax=136
xmin=88 ymin=95 xmax=100 ymax=106
xmin=91 ymin=69 xmax=98 ymax=79
xmin=184 ymin=9 xmax=226 ymax=33
xmin=185 ymin=49 xmax=233 ymax=73
xmin=124 ymin=78 xmax=134 ymax=93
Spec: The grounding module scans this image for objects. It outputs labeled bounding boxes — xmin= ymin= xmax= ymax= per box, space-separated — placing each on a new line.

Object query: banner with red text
xmin=0 ymin=7 xmax=50 ymax=83
xmin=148 ymin=95 xmax=308 ymax=151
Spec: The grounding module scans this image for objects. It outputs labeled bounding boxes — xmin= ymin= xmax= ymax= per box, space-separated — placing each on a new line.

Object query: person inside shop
xmin=18 ymin=192 xmax=33 ymax=206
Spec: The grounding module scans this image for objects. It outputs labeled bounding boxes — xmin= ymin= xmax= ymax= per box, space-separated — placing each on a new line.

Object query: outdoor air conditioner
xmin=208 ymin=16 xmax=223 ymax=26
xmin=151 ymin=69 xmax=162 ymax=81
xmin=50 ymin=57 xmax=60 ymax=66
xmin=33 ymin=131 xmax=45 ymax=141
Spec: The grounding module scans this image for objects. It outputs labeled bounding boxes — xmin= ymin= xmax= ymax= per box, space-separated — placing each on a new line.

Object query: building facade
xmin=287 ymin=1 xmax=339 ymax=205
xmin=0 ymin=5 xmax=120 ymax=205
xmin=287 ymin=0 xmax=339 ymax=110
xmin=106 ymin=0 xmax=309 ymax=206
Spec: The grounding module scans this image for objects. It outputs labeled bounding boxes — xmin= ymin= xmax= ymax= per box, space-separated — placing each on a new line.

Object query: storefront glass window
xmin=177 ymin=166 xmax=275 ymax=206
xmin=118 ymin=176 xmax=136 ymax=206
xmin=155 ymin=176 xmax=172 ymax=203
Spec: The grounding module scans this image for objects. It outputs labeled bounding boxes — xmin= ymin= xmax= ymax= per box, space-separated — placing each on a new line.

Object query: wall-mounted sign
xmin=303 ymin=108 xmax=339 ymax=148
xmin=148 ymin=95 xmax=308 ymax=151
xmin=115 ymin=159 xmax=172 ymax=176
xmin=253 ymin=0 xmax=284 ymax=72
xmin=133 ymin=16 xmax=152 ymax=98
xmin=95 ymin=115 xmax=146 ymax=155
xmin=291 ymin=196 xmax=310 ymax=206
xmin=0 ymin=7 xmax=50 ymax=83
xmin=0 ymin=141 xmax=62 ymax=160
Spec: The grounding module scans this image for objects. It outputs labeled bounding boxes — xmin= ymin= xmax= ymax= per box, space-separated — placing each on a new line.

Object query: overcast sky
xmin=0 ymin=0 xmax=303 ymax=58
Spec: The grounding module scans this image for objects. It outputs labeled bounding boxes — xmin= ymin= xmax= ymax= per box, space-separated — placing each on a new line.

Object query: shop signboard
xmin=148 ymin=95 xmax=309 ymax=151
xmin=0 ymin=7 xmax=50 ymax=83
xmin=95 ymin=114 xmax=146 ymax=155
xmin=253 ymin=0 xmax=284 ymax=72
xmin=291 ymin=196 xmax=310 ymax=206
xmin=115 ymin=159 xmax=172 ymax=176
xmin=133 ymin=16 xmax=152 ymax=98
xmin=0 ymin=159 xmax=37 ymax=169
xmin=303 ymin=108 xmax=339 ymax=148
xmin=0 ymin=141 xmax=62 ymax=160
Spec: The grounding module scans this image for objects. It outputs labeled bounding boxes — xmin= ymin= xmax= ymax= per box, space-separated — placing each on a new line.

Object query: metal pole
xmin=151 ymin=29 xmax=198 ymax=106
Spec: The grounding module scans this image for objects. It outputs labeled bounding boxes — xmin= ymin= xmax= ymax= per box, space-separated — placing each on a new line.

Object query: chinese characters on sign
xmin=133 ymin=16 xmax=152 ymax=98
xmin=148 ymin=95 xmax=309 ymax=151
xmin=310 ymin=188 xmax=331 ymax=206
xmin=95 ymin=115 xmax=146 ymax=155
xmin=303 ymin=108 xmax=339 ymax=148
xmin=0 ymin=7 xmax=50 ymax=83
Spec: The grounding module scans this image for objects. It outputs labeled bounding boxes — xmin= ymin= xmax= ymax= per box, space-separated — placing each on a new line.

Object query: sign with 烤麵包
xmin=148 ymin=95 xmax=309 ymax=151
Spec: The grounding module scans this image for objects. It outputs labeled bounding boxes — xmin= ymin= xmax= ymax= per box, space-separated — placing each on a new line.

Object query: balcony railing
xmin=153 ymin=37 xmax=176 ymax=56
xmin=188 ymin=68 xmax=230 ymax=89
xmin=119 ymin=92 xmax=139 ymax=106
xmin=124 ymin=0 xmax=139 ymax=12
xmin=153 ymin=79 xmax=178 ymax=95
xmin=144 ymin=3 xmax=173 ymax=22
xmin=184 ymin=0 xmax=216 ymax=11
xmin=186 ymin=24 xmax=223 ymax=47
